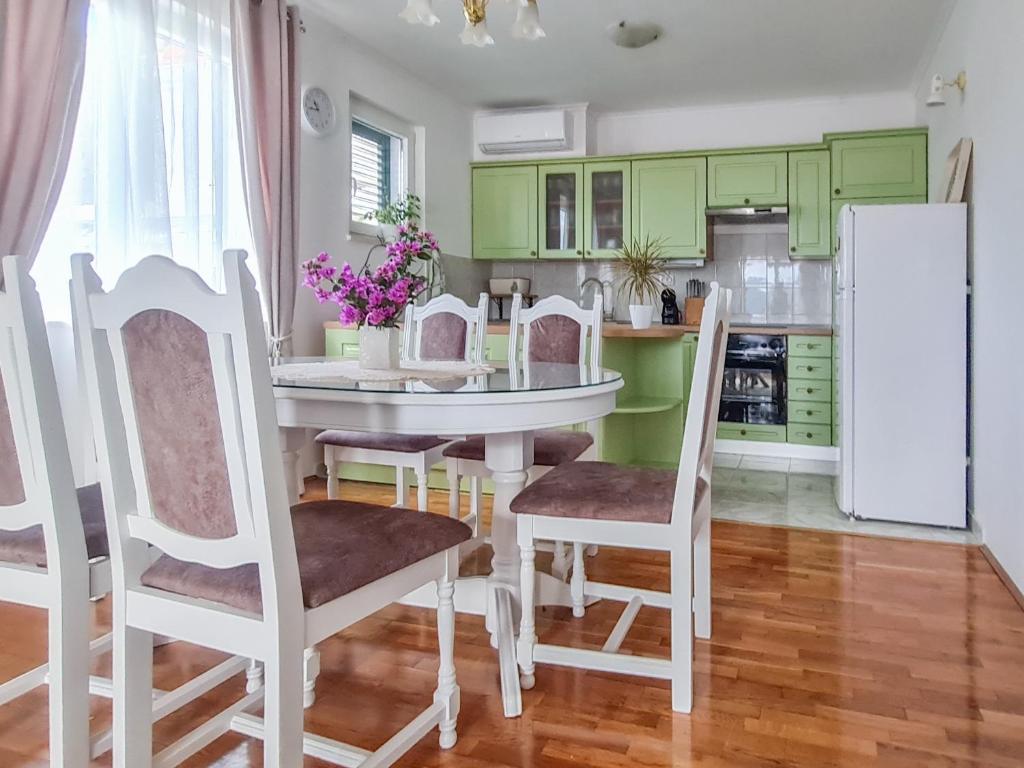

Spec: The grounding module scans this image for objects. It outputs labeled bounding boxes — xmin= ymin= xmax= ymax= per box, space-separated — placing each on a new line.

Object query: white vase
xmin=628 ymin=304 xmax=655 ymax=330
xmin=359 ymin=325 xmax=401 ymax=370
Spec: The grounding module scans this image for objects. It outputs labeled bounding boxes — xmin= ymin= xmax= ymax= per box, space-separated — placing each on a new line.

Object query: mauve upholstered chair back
xmin=72 ymin=252 xmax=301 ymax=614
xmin=509 ymin=293 xmax=603 ymax=374
xmin=673 ymin=284 xmax=731 ymax=525
xmin=0 ymin=255 xmax=86 ymax=566
xmin=402 ymin=293 xmax=488 ymax=363
xmin=121 ymin=310 xmax=237 ymax=539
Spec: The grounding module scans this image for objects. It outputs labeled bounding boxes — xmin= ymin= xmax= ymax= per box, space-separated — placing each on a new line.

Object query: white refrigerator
xmin=834 ymin=203 xmax=967 ymax=526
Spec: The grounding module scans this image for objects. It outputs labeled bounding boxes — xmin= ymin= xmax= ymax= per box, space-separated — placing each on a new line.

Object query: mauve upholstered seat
xmin=140 ymin=500 xmax=472 ymax=614
xmin=509 ymin=462 xmax=709 ymax=524
xmin=315 ymin=431 xmax=448 ymax=453
xmin=443 ymin=430 xmax=593 ymax=467
xmin=0 ymin=484 xmax=108 ymax=567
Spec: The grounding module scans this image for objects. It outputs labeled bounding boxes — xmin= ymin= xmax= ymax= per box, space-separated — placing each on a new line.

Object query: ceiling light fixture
xmin=399 ymin=0 xmax=440 ymax=27
xmin=607 ymin=20 xmax=662 ymax=49
xmin=926 ymin=71 xmax=967 ymax=107
xmin=399 ymin=0 xmax=545 ymax=47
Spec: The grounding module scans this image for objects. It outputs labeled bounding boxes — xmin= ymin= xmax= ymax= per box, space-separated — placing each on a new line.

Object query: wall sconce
xmin=926 ymin=71 xmax=967 ymax=107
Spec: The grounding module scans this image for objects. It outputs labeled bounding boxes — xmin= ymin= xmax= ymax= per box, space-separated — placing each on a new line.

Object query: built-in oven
xmin=719 ymin=334 xmax=787 ymax=425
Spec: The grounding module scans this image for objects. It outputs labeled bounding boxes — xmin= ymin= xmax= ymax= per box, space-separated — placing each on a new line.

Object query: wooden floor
xmin=1 ymin=479 xmax=1023 ymax=767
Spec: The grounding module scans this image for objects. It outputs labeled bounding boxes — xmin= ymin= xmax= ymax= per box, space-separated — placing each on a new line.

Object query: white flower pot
xmin=359 ymin=326 xmax=401 ymax=370
xmin=628 ymin=304 xmax=655 ymax=330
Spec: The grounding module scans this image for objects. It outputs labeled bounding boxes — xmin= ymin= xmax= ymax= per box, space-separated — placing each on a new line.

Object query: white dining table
xmin=271 ymin=358 xmax=623 ymax=717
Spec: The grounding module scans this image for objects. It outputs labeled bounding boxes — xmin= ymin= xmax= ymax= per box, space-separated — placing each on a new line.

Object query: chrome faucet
xmin=580 ymin=277 xmax=614 ymax=320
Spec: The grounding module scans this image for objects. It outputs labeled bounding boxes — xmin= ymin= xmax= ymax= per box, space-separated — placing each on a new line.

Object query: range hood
xmin=706 ymin=205 xmax=789 ymax=225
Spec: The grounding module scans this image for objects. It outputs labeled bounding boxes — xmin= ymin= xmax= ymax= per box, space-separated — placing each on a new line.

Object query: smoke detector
xmin=607 ymin=20 xmax=662 ymax=49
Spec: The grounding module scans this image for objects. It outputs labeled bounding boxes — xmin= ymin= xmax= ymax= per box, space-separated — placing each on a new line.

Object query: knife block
xmin=683 ymin=297 xmax=705 ymax=325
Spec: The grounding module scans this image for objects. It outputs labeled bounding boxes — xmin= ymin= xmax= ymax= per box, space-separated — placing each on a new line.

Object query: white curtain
xmin=34 ymin=0 xmax=253 ymax=321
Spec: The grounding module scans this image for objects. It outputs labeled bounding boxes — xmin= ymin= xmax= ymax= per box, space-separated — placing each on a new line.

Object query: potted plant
xmin=616 ymin=235 xmax=669 ymax=330
xmin=301 ymin=194 xmax=439 ymax=369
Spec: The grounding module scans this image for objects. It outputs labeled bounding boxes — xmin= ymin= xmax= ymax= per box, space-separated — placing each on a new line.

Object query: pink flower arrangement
xmin=301 ymin=224 xmax=439 ymax=328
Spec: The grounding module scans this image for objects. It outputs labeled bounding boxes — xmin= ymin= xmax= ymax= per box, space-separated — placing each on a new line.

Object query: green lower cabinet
xmin=787 ymin=425 xmax=832 ymax=447
xmin=789 ymin=378 xmax=830 ymax=403
xmin=325 ymin=327 xmax=359 ymax=357
xmin=716 ymin=423 xmax=787 ymax=443
xmin=789 ymin=334 xmax=831 ymax=358
xmin=484 ymin=332 xmax=509 ymax=363
xmin=788 ymin=150 xmax=831 ymax=259
xmin=788 ymin=358 xmax=830 ymax=380
xmin=788 ymin=403 xmax=831 ymax=425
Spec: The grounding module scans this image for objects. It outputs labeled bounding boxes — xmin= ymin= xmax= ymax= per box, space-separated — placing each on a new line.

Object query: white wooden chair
xmin=513 ymin=282 xmax=731 ymax=713
xmin=71 ymin=251 xmax=471 ymax=767
xmin=319 ymin=292 xmax=489 ymax=511
xmin=0 ymin=255 xmax=248 ymax=765
xmin=444 ymin=293 xmax=602 ymax=584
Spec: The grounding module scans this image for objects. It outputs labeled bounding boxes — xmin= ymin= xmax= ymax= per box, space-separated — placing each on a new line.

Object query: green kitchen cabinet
xmin=484 ymin=332 xmax=509 ymax=364
xmin=787 ymin=150 xmax=831 ymax=259
xmin=632 ymin=157 xmax=708 ymax=260
xmin=325 ymin=326 xmax=359 ymax=358
xmin=584 ymin=160 xmax=632 ymax=259
xmin=538 ymin=163 xmax=584 ymax=259
xmin=472 ymin=166 xmax=538 ymax=260
xmin=831 ymin=195 xmax=927 ymax=253
xmin=707 ymin=152 xmax=788 ymax=208
xmin=830 ymin=134 xmax=927 ymax=200
xmin=716 ymin=423 xmax=787 ymax=443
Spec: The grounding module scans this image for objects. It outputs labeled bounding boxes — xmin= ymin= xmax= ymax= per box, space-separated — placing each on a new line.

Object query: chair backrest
xmin=402 ymin=292 xmax=489 ymax=363
xmin=508 ymin=293 xmax=603 ymax=374
xmin=0 ymin=255 xmax=88 ymax=570
xmin=672 ymin=282 xmax=731 ymax=529
xmin=71 ymin=251 xmax=301 ymax=618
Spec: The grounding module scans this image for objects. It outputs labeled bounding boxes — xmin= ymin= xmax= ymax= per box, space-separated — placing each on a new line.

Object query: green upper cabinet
xmin=584 ymin=161 xmax=631 ymax=259
xmin=830 ymin=134 xmax=927 ymax=200
xmin=707 ymin=152 xmax=788 ymax=208
xmin=788 ymin=150 xmax=831 ymax=259
xmin=538 ymin=163 xmax=583 ymax=259
xmin=632 ymin=157 xmax=707 ymax=260
xmin=472 ymin=165 xmax=538 ymax=260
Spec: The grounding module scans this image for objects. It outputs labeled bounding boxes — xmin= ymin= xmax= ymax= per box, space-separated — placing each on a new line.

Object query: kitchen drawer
xmin=716 ymin=423 xmax=787 ymax=443
xmin=788 ymin=358 xmax=830 ymax=381
xmin=325 ymin=328 xmax=359 ymax=358
xmin=788 ymin=403 xmax=831 ymax=425
xmin=789 ymin=379 xmax=831 ymax=403
xmin=788 ymin=335 xmax=831 ymax=358
xmin=787 ymin=425 xmax=831 ymax=446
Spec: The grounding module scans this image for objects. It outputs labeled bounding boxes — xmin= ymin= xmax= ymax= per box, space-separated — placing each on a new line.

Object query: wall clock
xmin=302 ymin=86 xmax=336 ymax=136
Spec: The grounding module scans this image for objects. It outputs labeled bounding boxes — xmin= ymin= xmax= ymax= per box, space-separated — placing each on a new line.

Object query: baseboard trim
xmin=716 ymin=439 xmax=839 ymax=462
xmin=980 ymin=545 xmax=1024 ymax=612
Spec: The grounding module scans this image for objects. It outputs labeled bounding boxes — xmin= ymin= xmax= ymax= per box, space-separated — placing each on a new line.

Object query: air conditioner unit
xmin=476 ymin=110 xmax=571 ymax=155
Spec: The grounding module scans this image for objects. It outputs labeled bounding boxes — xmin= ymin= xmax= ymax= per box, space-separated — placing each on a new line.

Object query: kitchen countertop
xmin=324 ymin=321 xmax=832 ymax=338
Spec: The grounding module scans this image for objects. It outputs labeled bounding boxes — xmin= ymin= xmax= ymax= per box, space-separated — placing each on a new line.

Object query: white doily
xmin=271 ymin=359 xmax=495 ymax=383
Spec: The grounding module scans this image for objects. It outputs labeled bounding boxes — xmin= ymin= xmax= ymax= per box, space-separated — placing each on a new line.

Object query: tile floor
xmin=710 ymin=460 xmax=980 ymax=545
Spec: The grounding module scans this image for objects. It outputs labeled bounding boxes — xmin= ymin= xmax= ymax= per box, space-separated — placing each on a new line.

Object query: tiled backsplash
xmin=482 ymin=226 xmax=833 ymax=325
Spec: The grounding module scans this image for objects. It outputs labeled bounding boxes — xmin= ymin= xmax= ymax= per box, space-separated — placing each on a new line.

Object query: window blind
xmin=351 ymin=119 xmax=392 ymax=220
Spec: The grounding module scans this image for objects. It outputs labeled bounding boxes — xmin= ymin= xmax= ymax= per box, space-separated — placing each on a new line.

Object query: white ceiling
xmin=304 ymin=0 xmax=955 ymax=111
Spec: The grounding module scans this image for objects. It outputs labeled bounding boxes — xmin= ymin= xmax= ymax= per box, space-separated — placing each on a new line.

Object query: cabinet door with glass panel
xmin=538 ymin=164 xmax=584 ymax=259
xmin=583 ymin=161 xmax=631 ymax=259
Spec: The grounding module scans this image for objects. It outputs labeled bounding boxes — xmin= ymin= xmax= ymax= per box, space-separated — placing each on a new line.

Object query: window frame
xmin=349 ymin=96 xmax=415 ymax=239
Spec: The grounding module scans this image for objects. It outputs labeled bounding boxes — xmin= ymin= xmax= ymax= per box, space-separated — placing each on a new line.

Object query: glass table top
xmin=271 ymin=357 xmax=622 ymax=395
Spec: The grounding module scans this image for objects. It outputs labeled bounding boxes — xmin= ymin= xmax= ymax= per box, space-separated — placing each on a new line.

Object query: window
xmin=349 ymin=97 xmax=414 ymax=234
xmin=34 ymin=0 xmax=253 ymax=321
xmin=351 ymin=120 xmax=398 ymax=220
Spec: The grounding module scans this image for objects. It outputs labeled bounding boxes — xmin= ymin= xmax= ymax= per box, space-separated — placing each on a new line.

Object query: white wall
xmin=594 ymin=91 xmax=918 ymax=155
xmin=915 ymin=0 xmax=1024 ymax=593
xmin=294 ymin=8 xmax=474 ymax=357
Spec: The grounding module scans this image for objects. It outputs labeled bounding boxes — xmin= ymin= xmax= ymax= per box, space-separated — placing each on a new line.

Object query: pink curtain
xmin=0 ymin=0 xmax=90 ymax=266
xmin=231 ymin=0 xmax=299 ymax=357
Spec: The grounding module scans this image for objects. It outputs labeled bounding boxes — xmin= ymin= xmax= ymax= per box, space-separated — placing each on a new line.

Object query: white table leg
xmin=484 ymin=431 xmax=533 ymax=719
xmin=279 ymin=427 xmax=307 ymax=506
